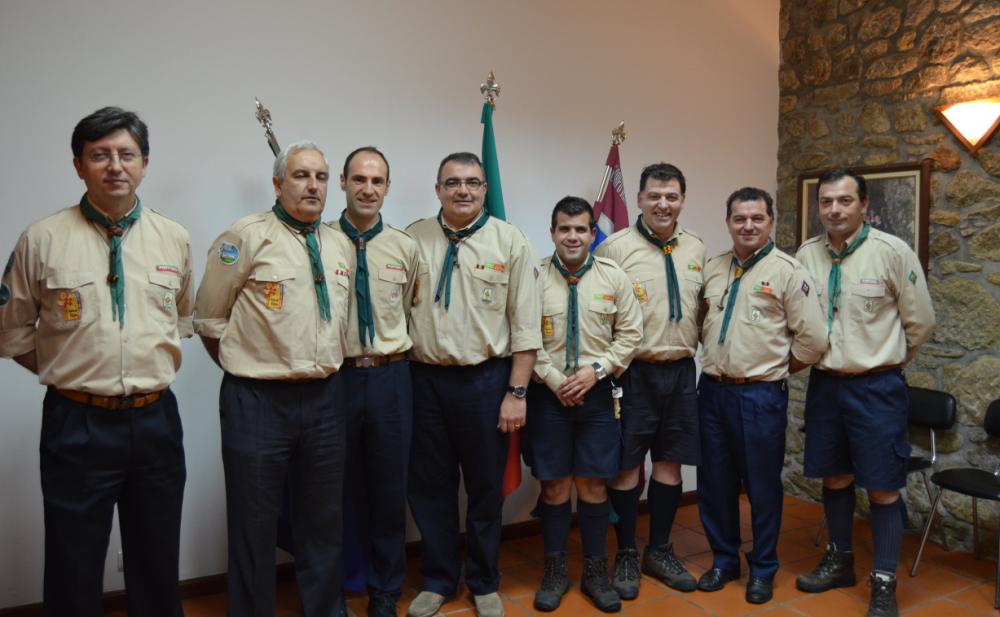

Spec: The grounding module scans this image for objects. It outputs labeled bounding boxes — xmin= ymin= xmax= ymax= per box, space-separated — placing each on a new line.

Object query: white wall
xmin=0 ymin=0 xmax=778 ymax=608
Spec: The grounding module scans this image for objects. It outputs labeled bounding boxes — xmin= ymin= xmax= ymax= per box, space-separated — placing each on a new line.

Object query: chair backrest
xmin=984 ymin=399 xmax=1000 ymax=438
xmin=908 ymin=386 xmax=957 ymax=430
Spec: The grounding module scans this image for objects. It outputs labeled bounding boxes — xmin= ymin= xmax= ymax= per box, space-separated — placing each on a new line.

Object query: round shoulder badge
xmin=219 ymin=241 xmax=240 ymax=265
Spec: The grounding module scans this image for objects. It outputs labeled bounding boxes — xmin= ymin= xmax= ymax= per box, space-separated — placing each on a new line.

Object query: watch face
xmin=509 ymin=385 xmax=527 ymax=398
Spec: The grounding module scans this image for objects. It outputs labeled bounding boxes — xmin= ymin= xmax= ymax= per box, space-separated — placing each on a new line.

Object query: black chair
xmin=910 ymin=399 xmax=1000 ymax=609
xmin=813 ymin=386 xmax=957 ymax=547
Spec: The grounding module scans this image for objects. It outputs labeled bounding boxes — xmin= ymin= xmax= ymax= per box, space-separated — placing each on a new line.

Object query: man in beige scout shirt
xmin=527 ymin=196 xmax=642 ymax=613
xmin=326 ymin=146 xmax=419 ymax=617
xmin=794 ymin=169 xmax=934 ymax=617
xmin=595 ymin=162 xmax=705 ymax=599
xmin=194 ymin=141 xmax=353 ymax=617
xmin=405 ymin=152 xmax=541 ymax=617
xmin=0 ymin=106 xmax=192 ymax=616
xmin=696 ymin=187 xmax=827 ymax=605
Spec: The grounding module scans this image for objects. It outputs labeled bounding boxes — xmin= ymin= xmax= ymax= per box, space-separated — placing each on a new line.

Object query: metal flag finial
xmin=480 ymin=70 xmax=501 ymax=107
xmin=612 ymin=121 xmax=627 ymax=146
xmin=254 ymin=97 xmax=281 ymax=157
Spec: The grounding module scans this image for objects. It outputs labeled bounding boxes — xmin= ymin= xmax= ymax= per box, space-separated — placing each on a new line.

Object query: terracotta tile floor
xmin=111 ymin=495 xmax=1000 ymax=616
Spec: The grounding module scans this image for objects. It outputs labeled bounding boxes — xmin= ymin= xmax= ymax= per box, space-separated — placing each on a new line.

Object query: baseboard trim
xmin=0 ymin=492 xmax=696 ymax=615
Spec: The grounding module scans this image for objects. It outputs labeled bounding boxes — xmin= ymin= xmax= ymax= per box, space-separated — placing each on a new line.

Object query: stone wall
xmin=777 ymin=0 xmax=1000 ymax=549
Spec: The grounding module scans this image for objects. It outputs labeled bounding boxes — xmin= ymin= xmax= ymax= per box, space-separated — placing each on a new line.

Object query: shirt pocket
xmin=681 ymin=270 xmax=704 ymax=313
xmin=588 ymin=299 xmax=617 ymax=334
xmin=631 ymin=272 xmax=659 ymax=307
xmin=147 ymin=271 xmax=181 ymax=323
xmin=541 ymin=307 xmax=565 ymax=341
xmin=43 ymin=271 xmax=98 ymax=329
xmin=375 ymin=267 xmax=407 ymax=310
xmin=849 ymin=281 xmax=890 ymax=324
xmin=470 ymin=266 xmax=509 ymax=311
xmin=249 ymin=268 xmax=296 ymax=316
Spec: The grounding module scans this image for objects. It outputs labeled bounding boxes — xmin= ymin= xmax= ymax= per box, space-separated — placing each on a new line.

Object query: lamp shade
xmin=933 ymin=98 xmax=1000 ymax=154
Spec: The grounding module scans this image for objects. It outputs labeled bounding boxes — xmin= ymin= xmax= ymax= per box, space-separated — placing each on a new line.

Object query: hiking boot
xmin=533 ymin=554 xmax=569 ymax=612
xmin=795 ymin=544 xmax=857 ymax=593
xmin=581 ymin=556 xmax=621 ymax=613
xmin=867 ymin=571 xmax=899 ymax=617
xmin=641 ymin=543 xmax=697 ymax=592
xmin=612 ymin=548 xmax=640 ymax=600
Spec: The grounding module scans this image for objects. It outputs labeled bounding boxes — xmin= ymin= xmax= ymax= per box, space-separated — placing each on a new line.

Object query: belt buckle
xmin=356 ymin=356 xmax=376 ymax=369
xmin=113 ymin=396 xmax=135 ymax=411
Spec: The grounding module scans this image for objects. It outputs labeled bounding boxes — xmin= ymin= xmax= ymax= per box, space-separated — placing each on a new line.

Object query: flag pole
xmin=595 ymin=122 xmax=627 ymax=202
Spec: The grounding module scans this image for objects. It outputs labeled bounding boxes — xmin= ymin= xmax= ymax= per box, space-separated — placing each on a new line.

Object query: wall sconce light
xmin=933 ymin=98 xmax=1000 ymax=154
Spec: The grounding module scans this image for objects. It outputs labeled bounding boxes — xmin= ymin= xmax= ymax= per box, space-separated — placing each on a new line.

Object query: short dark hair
xmin=639 ymin=162 xmax=686 ymax=194
xmin=437 ymin=152 xmax=483 ymax=183
xmin=726 ymin=187 xmax=774 ymax=219
xmin=550 ymin=196 xmax=595 ymax=230
xmin=817 ymin=168 xmax=867 ymax=201
xmin=342 ymin=146 xmax=390 ymax=181
xmin=71 ymin=106 xmax=149 ymax=158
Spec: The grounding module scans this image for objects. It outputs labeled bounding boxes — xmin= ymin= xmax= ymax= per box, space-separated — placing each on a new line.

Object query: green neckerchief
xmin=79 ymin=194 xmax=142 ymax=329
xmin=550 ymin=253 xmax=595 ymax=373
xmin=434 ymin=208 xmax=490 ymax=309
xmin=718 ymin=240 xmax=774 ymax=345
xmin=635 ymin=217 xmax=682 ymax=321
xmin=339 ymin=211 xmax=384 ymax=347
xmin=826 ymin=223 xmax=869 ymax=331
xmin=272 ymin=202 xmax=331 ymax=322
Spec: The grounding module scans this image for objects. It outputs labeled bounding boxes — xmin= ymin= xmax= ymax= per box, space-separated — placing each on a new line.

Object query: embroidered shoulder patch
xmin=218 ymin=242 xmax=240 ymax=265
xmin=908 ymin=271 xmax=918 ymax=285
xmin=801 ymin=281 xmax=810 ymax=296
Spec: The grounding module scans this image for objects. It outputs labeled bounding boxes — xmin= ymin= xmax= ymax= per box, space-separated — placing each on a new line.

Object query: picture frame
xmin=795 ymin=160 xmax=932 ymax=271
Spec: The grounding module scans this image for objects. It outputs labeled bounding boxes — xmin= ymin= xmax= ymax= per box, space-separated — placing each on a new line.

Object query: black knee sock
xmin=608 ymin=484 xmax=641 ymax=550
xmin=540 ymin=500 xmax=572 ymax=556
xmin=823 ymin=483 xmax=856 ymax=552
xmin=577 ymin=499 xmax=611 ymax=558
xmin=870 ymin=500 xmax=903 ymax=574
xmin=648 ymin=479 xmax=682 ymax=549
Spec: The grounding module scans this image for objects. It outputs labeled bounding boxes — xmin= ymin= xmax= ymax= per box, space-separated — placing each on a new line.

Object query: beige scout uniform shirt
xmin=406 ymin=214 xmax=542 ymax=366
xmin=700 ymin=246 xmax=828 ymax=382
xmin=194 ymin=211 xmax=353 ymax=379
xmin=0 ymin=203 xmax=193 ymax=396
xmin=533 ymin=255 xmax=643 ymax=392
xmin=327 ymin=219 xmax=420 ymax=358
xmin=595 ymin=225 xmax=705 ymax=362
xmin=795 ymin=226 xmax=935 ymax=373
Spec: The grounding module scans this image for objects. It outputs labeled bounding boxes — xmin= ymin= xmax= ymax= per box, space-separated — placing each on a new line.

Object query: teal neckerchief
xmin=339 ymin=211 xmax=384 ymax=347
xmin=272 ymin=202 xmax=331 ymax=322
xmin=635 ymin=217 xmax=682 ymax=321
xmin=826 ymin=223 xmax=869 ymax=331
xmin=550 ymin=253 xmax=595 ymax=373
xmin=79 ymin=194 xmax=142 ymax=329
xmin=718 ymin=240 xmax=774 ymax=345
xmin=434 ymin=209 xmax=490 ymax=309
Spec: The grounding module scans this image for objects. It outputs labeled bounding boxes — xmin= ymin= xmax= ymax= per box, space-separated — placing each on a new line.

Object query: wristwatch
xmin=592 ymin=362 xmax=608 ymax=381
xmin=507 ymin=385 xmax=527 ymax=399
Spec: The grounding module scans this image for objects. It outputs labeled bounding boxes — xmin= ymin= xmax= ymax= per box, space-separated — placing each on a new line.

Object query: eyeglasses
xmin=441 ymin=177 xmax=484 ymax=191
xmin=86 ymin=150 xmax=141 ymax=165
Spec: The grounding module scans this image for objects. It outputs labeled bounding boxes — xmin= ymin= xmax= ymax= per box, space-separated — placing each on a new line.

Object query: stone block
xmin=931 ymin=278 xmax=1000 ymax=350
xmin=943 ymin=356 xmax=1000 ymax=424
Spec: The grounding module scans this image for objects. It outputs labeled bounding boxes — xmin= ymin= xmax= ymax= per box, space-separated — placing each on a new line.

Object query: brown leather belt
xmin=817 ymin=364 xmax=902 ymax=379
xmin=344 ymin=352 xmax=407 ymax=369
xmin=56 ymin=388 xmax=164 ymax=411
xmin=703 ymin=373 xmax=765 ymax=385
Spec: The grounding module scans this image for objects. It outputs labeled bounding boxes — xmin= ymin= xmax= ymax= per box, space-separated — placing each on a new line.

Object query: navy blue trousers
xmin=220 ymin=373 xmax=345 ymax=617
xmin=697 ymin=378 xmax=788 ymax=579
xmin=407 ymin=358 xmax=511 ymax=596
xmin=40 ymin=387 xmax=185 ymax=617
xmin=340 ymin=360 xmax=413 ymax=597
